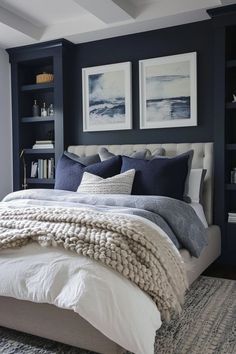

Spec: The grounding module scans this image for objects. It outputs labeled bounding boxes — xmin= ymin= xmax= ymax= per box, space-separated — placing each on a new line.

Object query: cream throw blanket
xmin=0 ymin=206 xmax=187 ymax=321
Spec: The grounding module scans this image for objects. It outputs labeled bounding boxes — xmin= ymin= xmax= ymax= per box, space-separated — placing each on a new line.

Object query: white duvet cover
xmin=0 ymin=191 xmax=163 ymax=354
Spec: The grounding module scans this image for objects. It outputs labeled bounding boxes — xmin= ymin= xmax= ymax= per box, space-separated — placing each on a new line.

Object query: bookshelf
xmin=225 ymin=27 xmax=236 ymax=228
xmin=207 ymin=6 xmax=236 ymax=265
xmin=7 ymin=39 xmax=76 ymax=190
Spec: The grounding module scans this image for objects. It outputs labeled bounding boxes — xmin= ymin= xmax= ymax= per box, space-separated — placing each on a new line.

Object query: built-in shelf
xmin=226 ymin=144 xmax=236 ymax=150
xmin=27 ymin=178 xmax=55 ymax=185
xmin=21 ymin=82 xmax=54 ymax=92
xmin=7 ymin=39 xmax=74 ymax=191
xmin=226 ymin=59 xmax=236 ymax=68
xmin=24 ymin=148 xmax=55 ymax=154
xmin=21 ymin=116 xmax=55 ymax=123
xmin=226 ymin=184 xmax=236 ymax=190
xmin=226 ymin=102 xmax=236 ymax=109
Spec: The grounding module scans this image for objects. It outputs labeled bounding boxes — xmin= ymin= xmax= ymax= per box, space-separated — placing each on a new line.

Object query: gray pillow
xmin=64 ymin=151 xmax=100 ymax=166
xmin=99 ymin=147 xmax=164 ymax=161
xmin=147 ymin=147 xmax=166 ymax=159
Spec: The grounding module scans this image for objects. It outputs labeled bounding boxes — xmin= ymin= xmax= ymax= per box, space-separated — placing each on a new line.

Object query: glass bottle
xmin=41 ymin=102 xmax=47 ymax=117
xmin=32 ymin=99 xmax=40 ymax=117
xmin=47 ymin=103 xmax=54 ymax=116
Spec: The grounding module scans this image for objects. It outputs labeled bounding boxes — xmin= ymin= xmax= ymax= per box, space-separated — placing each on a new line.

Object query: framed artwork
xmin=82 ymin=62 xmax=132 ymax=132
xmin=139 ymin=52 xmax=197 ymax=129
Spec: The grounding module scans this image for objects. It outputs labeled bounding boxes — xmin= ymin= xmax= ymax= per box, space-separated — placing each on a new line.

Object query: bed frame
xmin=0 ymin=142 xmax=221 ymax=354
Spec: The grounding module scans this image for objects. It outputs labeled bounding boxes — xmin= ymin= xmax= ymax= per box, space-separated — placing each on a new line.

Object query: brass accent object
xmin=20 ymin=149 xmax=27 ymax=190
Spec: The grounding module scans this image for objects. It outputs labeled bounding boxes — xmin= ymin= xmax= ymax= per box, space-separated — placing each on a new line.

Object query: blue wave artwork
xmin=88 ymin=71 xmax=126 ymax=125
xmin=146 ymin=62 xmax=191 ymax=122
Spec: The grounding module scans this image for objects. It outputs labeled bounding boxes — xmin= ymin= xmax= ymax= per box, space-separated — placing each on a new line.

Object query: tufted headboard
xmin=68 ymin=143 xmax=214 ymax=225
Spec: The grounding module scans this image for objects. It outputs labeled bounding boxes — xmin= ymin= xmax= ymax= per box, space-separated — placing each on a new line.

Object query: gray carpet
xmin=0 ymin=276 xmax=236 ymax=354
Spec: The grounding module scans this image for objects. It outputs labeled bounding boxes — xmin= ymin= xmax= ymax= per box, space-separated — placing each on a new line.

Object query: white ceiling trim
xmin=73 ymin=0 xmax=134 ymax=24
xmin=0 ymin=5 xmax=45 ymax=40
xmin=65 ymin=8 xmax=210 ymax=45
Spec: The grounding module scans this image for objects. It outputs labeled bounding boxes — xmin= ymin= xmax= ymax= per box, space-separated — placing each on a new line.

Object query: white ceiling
xmin=0 ymin=0 xmax=235 ymax=48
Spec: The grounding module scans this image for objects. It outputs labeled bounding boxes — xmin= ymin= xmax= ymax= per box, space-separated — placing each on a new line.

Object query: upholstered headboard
xmin=68 ymin=143 xmax=213 ymax=225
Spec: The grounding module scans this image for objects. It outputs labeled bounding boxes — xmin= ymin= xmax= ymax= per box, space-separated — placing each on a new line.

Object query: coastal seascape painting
xmin=82 ymin=62 xmax=132 ymax=131
xmin=139 ymin=52 xmax=197 ymax=129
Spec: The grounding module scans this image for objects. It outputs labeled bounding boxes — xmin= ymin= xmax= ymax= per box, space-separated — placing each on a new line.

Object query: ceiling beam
xmin=73 ymin=0 xmax=134 ymax=23
xmin=0 ymin=5 xmax=44 ymax=40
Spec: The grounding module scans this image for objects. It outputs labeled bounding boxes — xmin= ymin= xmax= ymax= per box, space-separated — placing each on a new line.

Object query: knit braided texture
xmin=0 ymin=206 xmax=187 ymax=321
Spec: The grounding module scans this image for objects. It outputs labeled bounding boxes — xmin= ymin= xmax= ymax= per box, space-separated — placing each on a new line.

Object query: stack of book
xmin=32 ymin=140 xmax=54 ymax=149
xmin=31 ymin=158 xmax=55 ymax=179
xmin=228 ymin=212 xmax=236 ymax=223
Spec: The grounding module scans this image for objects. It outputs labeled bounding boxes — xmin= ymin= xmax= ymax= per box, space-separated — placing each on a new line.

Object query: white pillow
xmin=187 ymin=169 xmax=207 ymax=203
xmin=77 ymin=169 xmax=135 ymax=195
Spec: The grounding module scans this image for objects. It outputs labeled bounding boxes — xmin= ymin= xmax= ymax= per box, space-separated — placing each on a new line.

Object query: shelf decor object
xmin=7 ymin=39 xmax=76 ymax=190
xmin=82 ymin=62 xmax=132 ymax=132
xmin=139 ymin=52 xmax=197 ymax=129
xmin=36 ymin=72 xmax=54 ymax=84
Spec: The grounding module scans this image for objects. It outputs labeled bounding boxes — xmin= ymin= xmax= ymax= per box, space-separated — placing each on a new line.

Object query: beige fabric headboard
xmin=68 ymin=143 xmax=213 ymax=225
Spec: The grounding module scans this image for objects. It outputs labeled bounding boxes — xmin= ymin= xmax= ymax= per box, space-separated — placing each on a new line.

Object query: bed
xmin=0 ymin=142 xmax=221 ymax=354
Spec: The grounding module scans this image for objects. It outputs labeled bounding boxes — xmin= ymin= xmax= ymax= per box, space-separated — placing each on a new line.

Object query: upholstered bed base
xmin=0 ymin=142 xmax=221 ymax=354
xmin=0 ymin=297 xmax=125 ymax=354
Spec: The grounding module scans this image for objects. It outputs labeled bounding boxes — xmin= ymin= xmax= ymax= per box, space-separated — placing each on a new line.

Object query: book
xmin=43 ymin=159 xmax=47 ymax=178
xmin=38 ymin=159 xmax=43 ymax=179
xmin=50 ymin=158 xmax=55 ymax=178
xmin=48 ymin=159 xmax=52 ymax=179
xmin=35 ymin=140 xmax=54 ymax=144
xmin=228 ymin=213 xmax=236 ymax=222
xmin=33 ymin=144 xmax=54 ymax=149
xmin=30 ymin=161 xmax=38 ymax=178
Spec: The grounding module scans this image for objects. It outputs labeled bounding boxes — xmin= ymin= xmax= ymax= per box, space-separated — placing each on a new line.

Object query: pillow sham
xmin=187 ymin=169 xmax=207 ymax=203
xmin=55 ymin=153 xmax=121 ymax=191
xmin=77 ymin=169 xmax=135 ymax=195
xmin=64 ymin=151 xmax=100 ymax=166
xmin=121 ymin=151 xmax=193 ymax=200
xmin=155 ymin=150 xmax=194 ymax=201
xmin=99 ymin=147 xmax=150 ymax=161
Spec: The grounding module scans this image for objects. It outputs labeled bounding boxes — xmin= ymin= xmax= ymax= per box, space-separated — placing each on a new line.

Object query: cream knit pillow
xmin=77 ymin=169 xmax=135 ymax=195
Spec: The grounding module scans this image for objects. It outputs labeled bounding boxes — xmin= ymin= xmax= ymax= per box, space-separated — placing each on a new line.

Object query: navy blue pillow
xmin=55 ymin=154 xmax=121 ymax=191
xmin=121 ymin=152 xmax=191 ymax=200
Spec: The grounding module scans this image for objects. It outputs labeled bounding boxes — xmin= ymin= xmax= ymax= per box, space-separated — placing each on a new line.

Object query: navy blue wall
xmin=72 ymin=20 xmax=214 ymax=146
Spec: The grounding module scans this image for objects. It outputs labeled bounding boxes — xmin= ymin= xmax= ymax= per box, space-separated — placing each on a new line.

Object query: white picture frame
xmin=82 ymin=62 xmax=132 ymax=132
xmin=139 ymin=52 xmax=197 ymax=129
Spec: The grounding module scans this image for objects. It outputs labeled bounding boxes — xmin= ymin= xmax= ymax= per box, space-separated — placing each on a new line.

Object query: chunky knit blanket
xmin=0 ymin=206 xmax=187 ymax=321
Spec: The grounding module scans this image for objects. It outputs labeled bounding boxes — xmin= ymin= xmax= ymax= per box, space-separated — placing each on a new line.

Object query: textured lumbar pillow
xmin=77 ymin=169 xmax=136 ymax=195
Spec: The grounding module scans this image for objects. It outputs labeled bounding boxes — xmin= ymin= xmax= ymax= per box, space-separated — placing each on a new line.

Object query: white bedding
xmin=0 ymin=242 xmax=160 ymax=354
xmin=0 ymin=192 xmax=166 ymax=354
